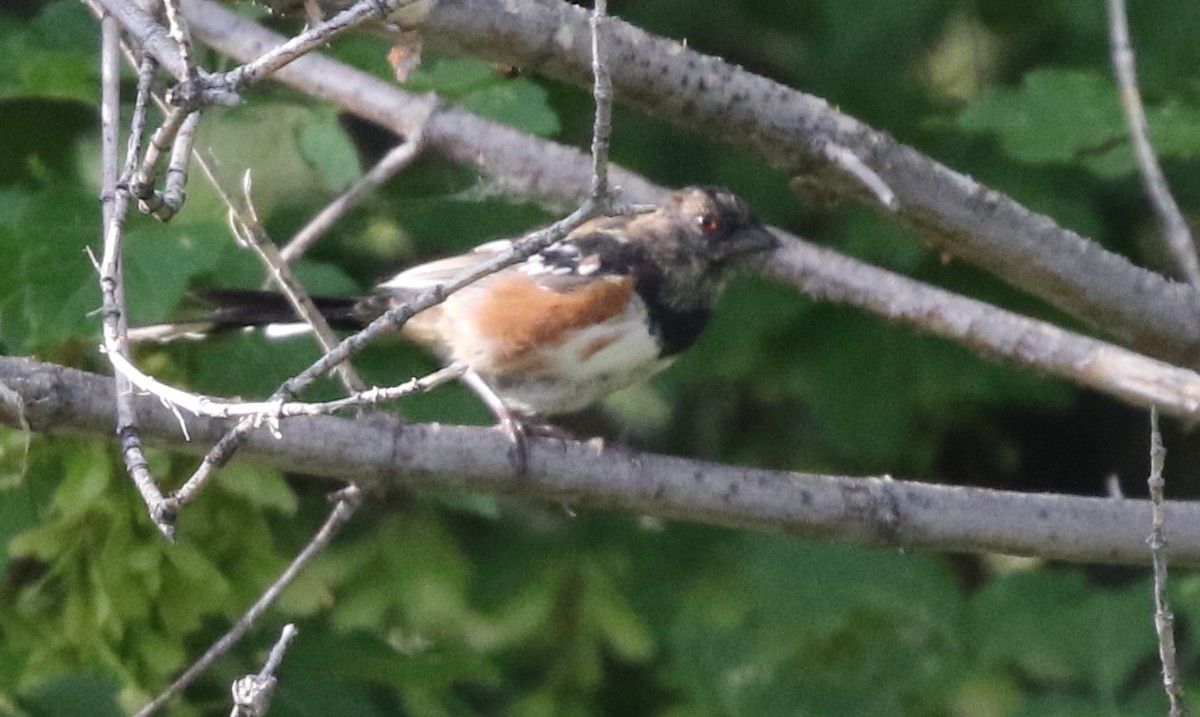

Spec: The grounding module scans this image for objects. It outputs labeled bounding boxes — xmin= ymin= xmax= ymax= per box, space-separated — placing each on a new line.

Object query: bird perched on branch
xmin=133 ymin=186 xmax=777 ymax=435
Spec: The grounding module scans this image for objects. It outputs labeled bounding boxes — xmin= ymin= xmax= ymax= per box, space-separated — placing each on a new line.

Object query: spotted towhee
xmin=133 ymin=186 xmax=778 ymax=423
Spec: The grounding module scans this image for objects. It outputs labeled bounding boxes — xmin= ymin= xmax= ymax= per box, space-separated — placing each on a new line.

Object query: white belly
xmin=487 ymin=314 xmax=670 ymax=415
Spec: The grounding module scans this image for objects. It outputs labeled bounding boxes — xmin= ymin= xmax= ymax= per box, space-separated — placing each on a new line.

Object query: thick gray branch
xmin=2 ymin=355 xmax=1198 ymax=567
xmin=770 ymin=241 xmax=1200 ymax=419
xmin=417 ymin=0 xmax=1200 ymax=366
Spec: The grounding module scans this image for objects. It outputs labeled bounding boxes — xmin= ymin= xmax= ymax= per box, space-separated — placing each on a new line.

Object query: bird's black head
xmin=661 ymin=186 xmax=778 ymax=263
xmin=626 ymin=186 xmax=778 ymax=310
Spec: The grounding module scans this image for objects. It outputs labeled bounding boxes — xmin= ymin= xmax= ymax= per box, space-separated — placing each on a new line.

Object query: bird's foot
xmin=496 ymin=413 xmax=575 ymax=475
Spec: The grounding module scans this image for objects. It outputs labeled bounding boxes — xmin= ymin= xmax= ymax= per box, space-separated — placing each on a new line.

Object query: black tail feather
xmin=197 ymin=289 xmax=366 ymax=332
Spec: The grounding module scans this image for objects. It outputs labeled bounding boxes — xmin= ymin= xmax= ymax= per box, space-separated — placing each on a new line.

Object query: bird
xmin=132 ymin=186 xmax=778 ymax=440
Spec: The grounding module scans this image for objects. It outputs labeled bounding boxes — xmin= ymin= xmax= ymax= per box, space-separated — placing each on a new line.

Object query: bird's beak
xmin=728 ymin=223 xmax=780 ymax=257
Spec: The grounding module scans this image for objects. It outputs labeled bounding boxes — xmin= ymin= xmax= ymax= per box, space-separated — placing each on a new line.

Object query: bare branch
xmin=1147 ymin=409 xmax=1186 ymax=716
xmin=768 ymin=240 xmax=1200 ymax=419
xmin=100 ymin=13 xmax=174 ymax=540
xmin=98 ymin=0 xmax=1200 ymax=541
xmin=588 ymin=0 xmax=612 ymax=207
xmin=137 ymin=109 xmax=199 ymax=220
xmin=161 ymin=108 xmax=198 ymax=215
xmin=215 ymin=0 xmax=415 ymax=93
xmin=1108 ymin=0 xmax=1200 ymax=287
xmin=104 ymin=0 xmax=608 ymax=511
xmin=11 ymin=355 xmax=1200 ymax=567
xmin=133 ymin=487 xmax=362 ymax=717
xmin=817 ymin=140 xmax=897 ymax=210
xmin=279 ymin=116 xmax=432 ymax=264
xmin=129 ymin=105 xmax=193 ymax=209
xmin=184 ymin=0 xmax=659 ymax=204
xmin=229 ymin=624 xmax=298 ymax=717
xmin=97 ymin=27 xmax=370 ymax=396
xmin=108 ymin=350 xmax=463 ymax=419
xmin=100 ymin=16 xmax=120 ymax=228
xmin=163 ymin=0 xmax=199 ymax=82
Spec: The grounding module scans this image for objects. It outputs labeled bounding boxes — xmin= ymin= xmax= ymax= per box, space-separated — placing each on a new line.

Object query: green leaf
xmin=0 ymin=429 xmax=53 ymax=574
xmin=795 ymin=308 xmax=1069 ymax=469
xmin=182 ymin=331 xmax=333 ymax=400
xmin=403 ymin=57 xmax=496 ymax=95
xmin=51 ymin=443 xmax=113 ymax=518
xmin=958 ymin=68 xmax=1200 ymax=176
xmin=0 ymin=184 xmax=99 ymax=350
xmin=959 ymin=70 xmax=1128 ymax=169
xmin=668 ymin=539 xmax=965 ymax=717
xmin=288 ymin=259 xmax=365 ymax=297
xmin=0 ymin=99 xmax=94 ymax=186
xmin=404 ymin=57 xmax=560 ymax=137
xmin=0 ymin=637 xmax=26 ymax=692
xmin=296 ymin=110 xmax=363 ymax=192
xmin=583 ymin=561 xmax=654 ymax=662
xmin=458 ymin=81 xmax=561 ymax=137
xmin=215 ymin=463 xmax=299 ymax=516
xmin=830 ymin=209 xmax=927 ymax=274
xmin=123 ymin=221 xmax=229 ymax=324
xmin=21 ymin=673 xmax=123 ymax=717
xmin=969 ymin=570 xmax=1155 ymax=692
xmin=0 ymin=2 xmax=99 ymax=104
xmin=157 ymin=543 xmax=233 ymax=633
xmin=190 ymin=103 xmax=361 ymax=220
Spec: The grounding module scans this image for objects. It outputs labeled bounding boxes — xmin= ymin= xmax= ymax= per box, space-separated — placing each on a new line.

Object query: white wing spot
xmin=577 ymin=254 xmax=602 ymax=276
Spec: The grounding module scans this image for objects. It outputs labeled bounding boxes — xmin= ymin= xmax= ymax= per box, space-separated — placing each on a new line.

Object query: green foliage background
xmin=3 ymin=0 xmax=1200 ymax=715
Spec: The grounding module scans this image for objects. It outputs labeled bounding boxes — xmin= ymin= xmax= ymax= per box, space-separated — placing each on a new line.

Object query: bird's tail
xmin=128 ymin=289 xmax=364 ymax=343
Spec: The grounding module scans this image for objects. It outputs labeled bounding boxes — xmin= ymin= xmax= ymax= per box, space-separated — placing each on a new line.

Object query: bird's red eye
xmin=698 ymin=214 xmax=720 ymax=233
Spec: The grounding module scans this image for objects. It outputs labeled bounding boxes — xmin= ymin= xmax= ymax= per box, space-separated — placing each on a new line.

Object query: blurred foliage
xmin=3 ymin=0 xmax=1200 ymax=715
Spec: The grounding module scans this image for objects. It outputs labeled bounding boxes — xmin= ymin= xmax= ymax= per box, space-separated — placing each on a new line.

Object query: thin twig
xmin=126 ymin=57 xmax=159 ymax=168
xmin=215 ymin=0 xmax=415 ymax=95
xmin=1147 ymin=408 xmax=1186 ymax=717
xmin=256 ymin=624 xmax=298 ymax=683
xmin=100 ymin=17 xmax=120 ymax=229
xmin=1107 ymin=0 xmax=1200 ymax=286
xmin=130 ymin=105 xmax=192 ymax=207
xmin=194 ymin=158 xmax=367 ymax=393
xmin=100 ymin=17 xmax=360 ymax=391
xmin=818 ymin=140 xmax=897 ymax=210
xmin=108 ymin=350 xmax=463 ymax=419
xmin=588 ymin=0 xmax=612 ymax=207
xmin=228 ymin=624 xmax=298 ymax=717
xmin=170 ymin=199 xmax=602 ymax=508
xmin=279 ymin=118 xmax=433 ymax=264
xmin=100 ymin=13 xmax=174 ymax=540
xmin=162 ymin=0 xmax=198 ymax=82
xmin=133 ymin=486 xmax=363 ymax=717
xmin=139 ymin=109 xmax=199 ymax=220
